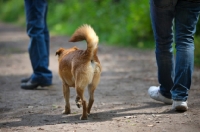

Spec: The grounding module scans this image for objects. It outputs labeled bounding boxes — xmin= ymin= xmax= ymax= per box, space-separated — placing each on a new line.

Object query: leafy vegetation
xmin=47 ymin=0 xmax=153 ymax=47
xmin=0 ymin=0 xmax=24 ymax=23
xmin=0 ymin=0 xmax=200 ymax=66
xmin=194 ymin=37 xmax=200 ymax=66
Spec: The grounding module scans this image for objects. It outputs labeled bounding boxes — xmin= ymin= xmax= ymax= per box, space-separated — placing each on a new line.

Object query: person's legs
xmin=44 ymin=4 xmax=50 ymax=63
xmin=149 ymin=0 xmax=178 ymax=101
xmin=24 ymin=0 xmax=52 ymax=86
xmin=172 ymin=1 xmax=200 ymax=102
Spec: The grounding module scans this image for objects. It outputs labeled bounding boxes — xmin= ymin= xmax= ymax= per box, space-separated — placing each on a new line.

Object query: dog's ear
xmin=72 ymin=46 xmax=79 ymax=50
xmin=55 ymin=48 xmax=64 ymax=56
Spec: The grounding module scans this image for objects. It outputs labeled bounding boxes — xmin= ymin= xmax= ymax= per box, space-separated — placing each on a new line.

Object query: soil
xmin=0 ymin=22 xmax=200 ymax=132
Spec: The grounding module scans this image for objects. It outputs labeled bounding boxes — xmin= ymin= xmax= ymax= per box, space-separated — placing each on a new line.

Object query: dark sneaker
xmin=21 ymin=80 xmax=51 ymax=90
xmin=21 ymin=77 xmax=31 ymax=83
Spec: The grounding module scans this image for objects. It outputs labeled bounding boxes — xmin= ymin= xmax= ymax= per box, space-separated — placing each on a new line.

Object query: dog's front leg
xmin=62 ymin=83 xmax=71 ymax=114
xmin=75 ymin=95 xmax=82 ymax=108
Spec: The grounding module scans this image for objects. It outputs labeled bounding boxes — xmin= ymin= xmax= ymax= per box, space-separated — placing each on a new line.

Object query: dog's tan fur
xmin=56 ymin=25 xmax=102 ymax=120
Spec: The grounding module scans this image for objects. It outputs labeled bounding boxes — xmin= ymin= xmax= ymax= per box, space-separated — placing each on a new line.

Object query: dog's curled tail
xmin=69 ymin=24 xmax=99 ymax=59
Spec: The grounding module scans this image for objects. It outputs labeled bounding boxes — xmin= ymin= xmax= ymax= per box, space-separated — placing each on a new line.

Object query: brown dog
xmin=56 ymin=25 xmax=102 ymax=120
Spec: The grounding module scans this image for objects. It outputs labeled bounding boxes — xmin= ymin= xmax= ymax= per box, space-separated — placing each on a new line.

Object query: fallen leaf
xmin=124 ymin=116 xmax=132 ymax=119
xmin=28 ymin=106 xmax=33 ymax=109
xmin=37 ymin=128 xmax=44 ymax=130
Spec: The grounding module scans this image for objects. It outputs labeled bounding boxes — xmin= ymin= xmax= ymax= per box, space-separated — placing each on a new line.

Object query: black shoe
xmin=21 ymin=77 xmax=31 ymax=83
xmin=21 ymin=80 xmax=51 ymax=90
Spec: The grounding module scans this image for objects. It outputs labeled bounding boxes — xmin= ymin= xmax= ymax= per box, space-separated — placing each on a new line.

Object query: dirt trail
xmin=0 ymin=22 xmax=200 ymax=132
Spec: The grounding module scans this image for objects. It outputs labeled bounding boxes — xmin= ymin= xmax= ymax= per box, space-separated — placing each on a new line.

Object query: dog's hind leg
xmin=62 ymin=83 xmax=71 ymax=114
xmin=76 ymin=87 xmax=88 ymax=120
xmin=87 ymin=72 xmax=101 ymax=115
xmin=87 ymin=84 xmax=95 ymax=115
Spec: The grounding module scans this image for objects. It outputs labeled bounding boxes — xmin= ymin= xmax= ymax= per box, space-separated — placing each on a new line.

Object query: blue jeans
xmin=25 ymin=0 xmax=52 ymax=85
xmin=150 ymin=0 xmax=200 ymax=101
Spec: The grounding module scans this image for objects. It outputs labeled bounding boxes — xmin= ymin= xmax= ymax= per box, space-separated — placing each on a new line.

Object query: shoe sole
xmin=21 ymin=84 xmax=52 ymax=90
xmin=174 ymin=106 xmax=188 ymax=112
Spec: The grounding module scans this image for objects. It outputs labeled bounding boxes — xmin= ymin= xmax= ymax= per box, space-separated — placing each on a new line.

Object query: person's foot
xmin=21 ymin=80 xmax=51 ymax=90
xmin=21 ymin=77 xmax=31 ymax=83
xmin=148 ymin=86 xmax=172 ymax=104
xmin=172 ymin=101 xmax=188 ymax=112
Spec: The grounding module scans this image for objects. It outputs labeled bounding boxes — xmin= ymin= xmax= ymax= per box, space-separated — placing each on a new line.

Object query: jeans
xmin=150 ymin=0 xmax=200 ymax=101
xmin=25 ymin=0 xmax=52 ymax=85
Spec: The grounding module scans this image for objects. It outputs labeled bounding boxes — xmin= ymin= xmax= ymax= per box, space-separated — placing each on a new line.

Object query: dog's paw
xmin=80 ymin=115 xmax=88 ymax=120
xmin=62 ymin=109 xmax=71 ymax=114
xmin=76 ymin=103 xmax=82 ymax=108
xmin=75 ymin=98 xmax=82 ymax=108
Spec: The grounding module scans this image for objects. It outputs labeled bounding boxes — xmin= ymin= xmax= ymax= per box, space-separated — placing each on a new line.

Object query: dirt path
xmin=0 ymin=22 xmax=200 ymax=132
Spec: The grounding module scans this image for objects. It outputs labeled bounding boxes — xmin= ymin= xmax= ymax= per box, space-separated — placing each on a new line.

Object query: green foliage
xmin=47 ymin=0 xmax=153 ymax=47
xmin=194 ymin=37 xmax=200 ymax=67
xmin=0 ymin=0 xmax=200 ymax=66
xmin=0 ymin=0 xmax=24 ymax=24
xmin=0 ymin=0 xmax=153 ymax=47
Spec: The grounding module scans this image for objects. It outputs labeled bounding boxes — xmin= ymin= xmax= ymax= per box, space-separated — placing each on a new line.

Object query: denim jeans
xmin=150 ymin=0 xmax=200 ymax=101
xmin=25 ymin=0 xmax=52 ymax=85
